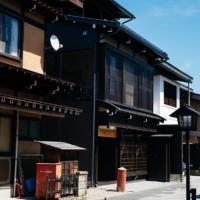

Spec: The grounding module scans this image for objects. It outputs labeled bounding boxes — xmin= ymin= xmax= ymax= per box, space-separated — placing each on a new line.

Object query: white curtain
xmin=6 ymin=15 xmax=19 ymax=57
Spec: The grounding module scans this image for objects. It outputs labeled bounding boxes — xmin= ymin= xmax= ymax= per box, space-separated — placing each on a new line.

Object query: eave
xmin=0 ymin=62 xmax=75 ymax=96
xmin=0 ymin=93 xmax=82 ymax=118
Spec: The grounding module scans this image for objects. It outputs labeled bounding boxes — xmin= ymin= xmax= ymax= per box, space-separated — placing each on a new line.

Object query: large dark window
xmin=19 ymin=118 xmax=41 ymax=140
xmin=0 ymin=12 xmax=20 ymax=57
xmin=105 ymin=50 xmax=122 ymax=103
xmin=104 ymin=48 xmax=153 ymax=112
xmin=164 ymin=81 xmax=176 ymax=107
xmin=123 ymin=59 xmax=138 ymax=107
xmin=139 ymin=67 xmax=153 ymax=111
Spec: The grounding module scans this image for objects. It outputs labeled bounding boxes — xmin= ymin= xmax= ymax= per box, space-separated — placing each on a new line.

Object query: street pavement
xmin=3 ymin=176 xmax=200 ymax=200
xmin=97 ymin=176 xmax=200 ymax=200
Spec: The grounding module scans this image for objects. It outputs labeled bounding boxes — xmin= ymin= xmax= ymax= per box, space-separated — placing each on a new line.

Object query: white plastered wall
xmin=153 ymin=75 xmax=180 ymax=124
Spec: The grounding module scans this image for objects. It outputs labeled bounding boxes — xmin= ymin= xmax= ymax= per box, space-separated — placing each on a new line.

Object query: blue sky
xmin=116 ymin=0 xmax=200 ymax=93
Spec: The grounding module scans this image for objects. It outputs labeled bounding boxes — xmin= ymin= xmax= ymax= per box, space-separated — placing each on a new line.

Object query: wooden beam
xmin=0 ymin=104 xmax=65 ymax=118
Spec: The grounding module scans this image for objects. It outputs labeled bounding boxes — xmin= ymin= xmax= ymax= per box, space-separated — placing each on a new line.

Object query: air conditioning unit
xmin=0 ymin=157 xmax=11 ymax=185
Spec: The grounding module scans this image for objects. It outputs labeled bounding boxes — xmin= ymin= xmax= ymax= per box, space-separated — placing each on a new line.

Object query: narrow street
xmin=94 ymin=176 xmax=200 ymax=200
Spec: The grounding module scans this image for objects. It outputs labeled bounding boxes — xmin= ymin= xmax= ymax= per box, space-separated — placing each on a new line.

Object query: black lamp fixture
xmin=170 ymin=103 xmax=199 ymax=131
xmin=170 ymin=103 xmax=200 ymax=200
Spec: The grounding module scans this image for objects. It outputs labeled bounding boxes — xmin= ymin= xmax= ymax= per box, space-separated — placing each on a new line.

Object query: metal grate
xmin=0 ymin=158 xmax=10 ymax=183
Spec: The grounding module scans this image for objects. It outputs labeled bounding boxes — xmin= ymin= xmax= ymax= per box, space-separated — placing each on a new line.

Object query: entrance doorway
xmin=98 ymin=137 xmax=117 ymax=181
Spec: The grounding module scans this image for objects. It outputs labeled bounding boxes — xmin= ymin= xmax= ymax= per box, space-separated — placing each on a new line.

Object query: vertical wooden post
xmin=186 ymin=130 xmax=190 ymax=200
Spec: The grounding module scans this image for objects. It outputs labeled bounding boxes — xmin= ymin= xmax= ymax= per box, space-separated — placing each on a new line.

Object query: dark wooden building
xmin=43 ymin=0 xmax=170 ymax=185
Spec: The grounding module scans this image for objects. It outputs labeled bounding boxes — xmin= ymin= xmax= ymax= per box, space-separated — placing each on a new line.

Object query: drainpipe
xmin=188 ymin=82 xmax=190 ymax=106
xmin=13 ymin=111 xmax=19 ymax=197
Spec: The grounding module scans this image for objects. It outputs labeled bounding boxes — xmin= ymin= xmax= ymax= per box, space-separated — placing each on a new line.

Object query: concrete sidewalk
xmin=96 ymin=176 xmax=200 ymax=200
xmin=2 ymin=176 xmax=200 ymax=200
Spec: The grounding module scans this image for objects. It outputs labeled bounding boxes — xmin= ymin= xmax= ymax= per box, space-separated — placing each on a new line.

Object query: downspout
xmin=91 ymin=17 xmax=134 ymax=186
xmin=13 ymin=111 xmax=19 ymax=197
xmin=188 ymin=82 xmax=190 ymax=106
xmin=82 ymin=0 xmax=85 ymax=17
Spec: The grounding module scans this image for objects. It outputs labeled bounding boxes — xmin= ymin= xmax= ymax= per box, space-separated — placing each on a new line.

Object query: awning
xmin=35 ymin=140 xmax=86 ymax=150
xmin=108 ymin=121 xmax=157 ymax=133
xmin=97 ymin=100 xmax=165 ymax=122
xmin=0 ymin=93 xmax=82 ymax=118
xmin=0 ymin=62 xmax=75 ymax=95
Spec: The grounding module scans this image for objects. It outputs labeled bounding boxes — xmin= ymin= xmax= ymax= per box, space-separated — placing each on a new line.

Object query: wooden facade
xmin=43 ymin=14 xmax=167 ymax=185
xmin=0 ymin=1 xmax=82 ymax=198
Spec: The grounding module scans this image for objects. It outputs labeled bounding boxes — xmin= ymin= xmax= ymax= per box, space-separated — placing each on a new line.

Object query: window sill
xmin=163 ymin=104 xmax=177 ymax=109
xmin=0 ymin=52 xmax=22 ymax=63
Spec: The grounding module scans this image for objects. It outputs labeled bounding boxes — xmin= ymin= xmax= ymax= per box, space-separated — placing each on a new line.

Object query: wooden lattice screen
xmin=120 ymin=132 xmax=148 ymax=177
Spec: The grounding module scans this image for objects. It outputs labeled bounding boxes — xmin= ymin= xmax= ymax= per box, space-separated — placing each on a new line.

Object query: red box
xmin=35 ymin=163 xmax=61 ymax=199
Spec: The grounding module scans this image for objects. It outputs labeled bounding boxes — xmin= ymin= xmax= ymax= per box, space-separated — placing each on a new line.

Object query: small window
xmin=19 ymin=118 xmax=41 ymax=139
xmin=0 ymin=12 xmax=20 ymax=57
xmin=164 ymin=81 xmax=176 ymax=107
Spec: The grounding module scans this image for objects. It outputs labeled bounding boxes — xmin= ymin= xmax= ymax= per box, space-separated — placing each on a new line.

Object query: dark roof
xmin=86 ymin=0 xmax=135 ymax=19
xmin=0 ymin=62 xmax=75 ymax=95
xmin=191 ymin=93 xmax=200 ymax=101
xmin=65 ymin=15 xmax=168 ymax=60
xmin=35 ymin=141 xmax=86 ymax=150
xmin=170 ymin=103 xmax=200 ymax=118
xmin=0 ymin=93 xmax=82 ymax=118
xmin=179 ymin=82 xmax=193 ymax=93
xmin=159 ymin=62 xmax=193 ymax=83
xmin=119 ymin=25 xmax=169 ymax=60
xmin=97 ymin=99 xmax=165 ymax=122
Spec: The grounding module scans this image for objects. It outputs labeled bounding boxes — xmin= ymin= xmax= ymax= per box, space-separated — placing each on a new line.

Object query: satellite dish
xmin=50 ymin=35 xmax=60 ymax=51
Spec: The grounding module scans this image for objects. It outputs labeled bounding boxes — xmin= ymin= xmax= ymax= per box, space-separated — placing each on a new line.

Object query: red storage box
xmin=35 ymin=163 xmax=61 ymax=199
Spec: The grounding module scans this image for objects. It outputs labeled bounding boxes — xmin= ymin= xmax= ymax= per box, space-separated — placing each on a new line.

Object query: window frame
xmin=19 ymin=117 xmax=41 ymax=141
xmin=164 ymin=81 xmax=177 ymax=108
xmin=0 ymin=11 xmax=21 ymax=58
xmin=103 ymin=43 xmax=154 ymax=112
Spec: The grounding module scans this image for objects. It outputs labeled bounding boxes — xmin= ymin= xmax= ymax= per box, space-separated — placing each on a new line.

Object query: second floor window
xmin=105 ymin=49 xmax=153 ymax=112
xmin=164 ymin=81 xmax=176 ymax=107
xmin=105 ymin=50 xmax=122 ymax=103
xmin=0 ymin=12 xmax=20 ymax=57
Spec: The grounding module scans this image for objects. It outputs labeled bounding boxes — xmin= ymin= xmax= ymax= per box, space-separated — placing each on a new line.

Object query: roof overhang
xmin=0 ymin=62 xmax=74 ymax=96
xmin=118 ymin=25 xmax=169 ymax=60
xmin=86 ymin=0 xmax=135 ymax=19
xmin=0 ymin=93 xmax=82 ymax=118
xmin=65 ymin=15 xmax=119 ymax=27
xmin=64 ymin=15 xmax=167 ymax=61
xmin=18 ymin=0 xmax=66 ymax=20
xmin=97 ymin=100 xmax=165 ymax=123
xmin=158 ymin=62 xmax=193 ymax=83
xmin=35 ymin=140 xmax=86 ymax=150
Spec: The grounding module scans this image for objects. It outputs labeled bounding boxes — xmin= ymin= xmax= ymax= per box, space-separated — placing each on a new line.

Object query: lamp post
xmin=170 ymin=104 xmax=200 ymax=200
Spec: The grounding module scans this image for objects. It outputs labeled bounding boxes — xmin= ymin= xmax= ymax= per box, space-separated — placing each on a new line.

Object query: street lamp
xmin=170 ymin=103 xmax=200 ymax=200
